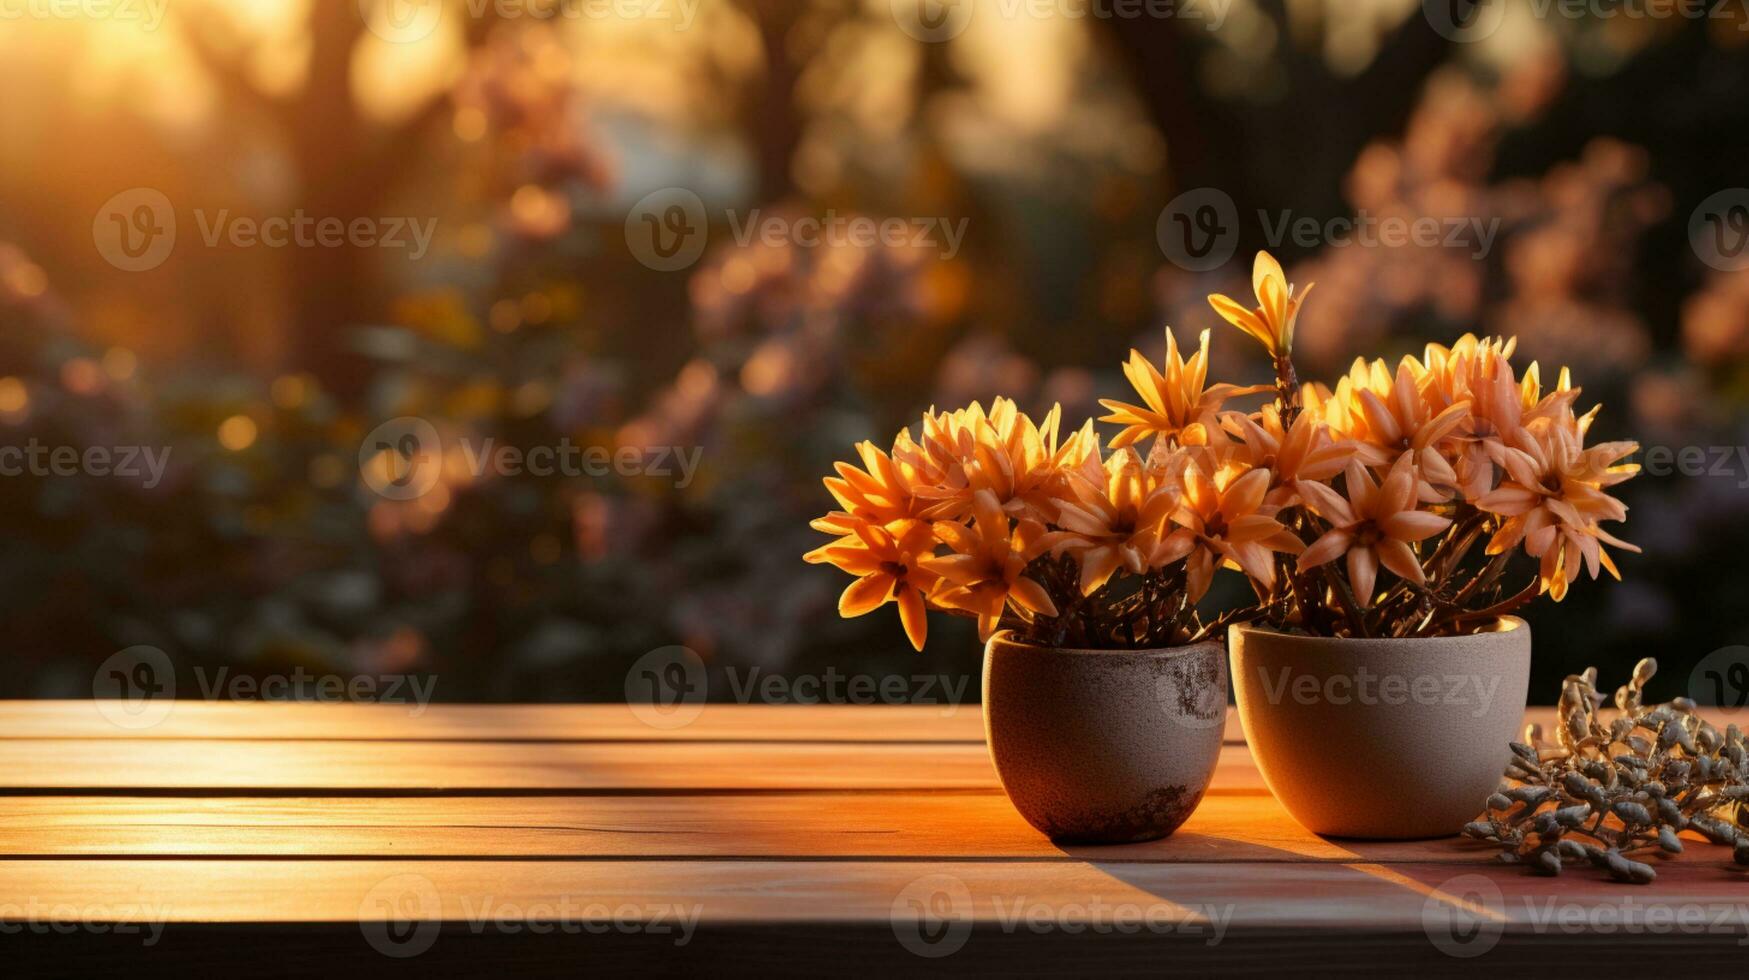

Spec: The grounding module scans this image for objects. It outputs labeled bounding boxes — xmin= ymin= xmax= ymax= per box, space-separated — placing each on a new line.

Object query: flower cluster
xmin=808 ymin=252 xmax=1640 ymax=649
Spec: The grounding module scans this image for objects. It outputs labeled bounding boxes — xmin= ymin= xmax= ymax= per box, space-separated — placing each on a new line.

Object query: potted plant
xmin=803 ymin=326 xmax=1310 ymax=842
xmin=1209 ymin=252 xmax=1642 ymax=839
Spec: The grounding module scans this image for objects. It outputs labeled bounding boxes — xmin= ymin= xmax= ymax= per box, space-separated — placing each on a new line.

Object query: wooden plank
xmin=8 ymin=699 xmax=1741 ymax=746
xmin=0 ymin=792 xmax=1521 ymax=863
xmin=0 ymin=740 xmax=1267 ymax=793
xmin=4 ymin=858 xmax=1746 ymax=933
xmin=0 ymin=701 xmax=993 ymax=743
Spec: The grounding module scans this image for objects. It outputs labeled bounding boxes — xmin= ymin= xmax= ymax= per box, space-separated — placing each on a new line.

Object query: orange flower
xmin=1037 ymin=449 xmax=1182 ymax=595
xmin=1099 ymin=328 xmax=1254 ymax=450
xmin=1331 ymin=357 xmax=1473 ymax=470
xmin=900 ymin=399 xmax=1099 ymax=525
xmin=1295 ymin=456 xmax=1453 ymax=606
xmin=1217 ymin=404 xmax=1351 ymax=508
xmin=815 ymin=438 xmax=931 ymax=531
xmin=804 ymin=518 xmax=941 ymax=651
xmin=924 ymin=490 xmax=1058 ymax=641
xmin=1476 ymin=412 xmax=1640 ymax=601
xmin=1209 ymin=252 xmax=1313 ymax=358
xmin=1164 ymin=462 xmax=1304 ymax=602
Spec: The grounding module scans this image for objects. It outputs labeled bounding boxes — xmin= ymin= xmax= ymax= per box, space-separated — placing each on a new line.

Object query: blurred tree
xmin=175 ymin=3 xmax=505 ymax=399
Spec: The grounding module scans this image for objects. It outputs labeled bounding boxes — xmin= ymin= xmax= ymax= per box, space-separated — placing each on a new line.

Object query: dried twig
xmin=1465 ymin=658 xmax=1749 ymax=882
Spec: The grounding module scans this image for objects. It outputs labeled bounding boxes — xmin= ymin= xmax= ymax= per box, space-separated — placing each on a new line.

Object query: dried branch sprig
xmin=1463 ymin=658 xmax=1749 ymax=882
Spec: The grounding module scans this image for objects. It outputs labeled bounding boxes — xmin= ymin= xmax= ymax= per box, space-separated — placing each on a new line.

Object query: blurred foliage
xmin=1 ymin=5 xmax=1748 ymax=701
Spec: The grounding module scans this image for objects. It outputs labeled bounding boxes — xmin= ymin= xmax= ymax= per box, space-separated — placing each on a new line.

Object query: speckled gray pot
xmin=1230 ymin=617 xmax=1531 ymax=840
xmin=982 ymin=632 xmax=1227 ymax=844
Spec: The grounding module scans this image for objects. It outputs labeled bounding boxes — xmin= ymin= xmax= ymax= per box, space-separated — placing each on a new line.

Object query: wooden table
xmin=2 ymin=702 xmax=1745 ymax=974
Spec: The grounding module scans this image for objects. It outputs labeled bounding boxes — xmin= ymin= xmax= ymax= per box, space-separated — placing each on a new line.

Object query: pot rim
xmin=1229 ymin=614 xmax=1527 ymax=646
xmin=987 ymin=629 xmax=1223 ymax=658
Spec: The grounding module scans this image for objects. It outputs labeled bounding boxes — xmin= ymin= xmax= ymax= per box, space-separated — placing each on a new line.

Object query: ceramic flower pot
xmin=1229 ymin=616 xmax=1531 ymax=839
xmin=982 ymin=632 xmax=1227 ymax=843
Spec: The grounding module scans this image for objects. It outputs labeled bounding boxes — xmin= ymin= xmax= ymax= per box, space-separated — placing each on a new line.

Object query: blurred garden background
xmin=1 ymin=0 xmax=1747 ymax=702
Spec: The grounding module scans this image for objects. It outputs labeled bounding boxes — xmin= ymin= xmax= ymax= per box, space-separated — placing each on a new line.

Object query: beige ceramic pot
xmin=1229 ymin=617 xmax=1531 ymax=839
xmin=982 ymin=632 xmax=1227 ymax=843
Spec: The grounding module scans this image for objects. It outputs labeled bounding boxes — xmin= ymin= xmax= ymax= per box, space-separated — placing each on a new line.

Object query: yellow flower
xmin=804 ymin=518 xmax=941 ymax=651
xmin=1295 ymin=456 xmax=1453 ymax=606
xmin=1163 ymin=462 xmax=1303 ymax=603
xmin=1208 ymin=251 xmax=1313 ymax=358
xmin=924 ymin=490 xmax=1059 ymax=641
xmin=1099 ymin=328 xmax=1255 ymax=450
xmin=1476 ymin=412 xmax=1640 ymax=601
xmin=1036 ymin=448 xmax=1182 ymax=595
